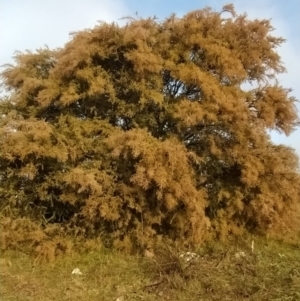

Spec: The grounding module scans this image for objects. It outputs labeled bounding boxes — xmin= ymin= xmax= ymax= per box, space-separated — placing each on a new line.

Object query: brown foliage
xmin=0 ymin=4 xmax=299 ymax=253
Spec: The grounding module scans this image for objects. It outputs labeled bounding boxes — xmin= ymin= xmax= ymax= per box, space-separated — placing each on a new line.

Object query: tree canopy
xmin=1 ymin=4 xmax=299 ymax=252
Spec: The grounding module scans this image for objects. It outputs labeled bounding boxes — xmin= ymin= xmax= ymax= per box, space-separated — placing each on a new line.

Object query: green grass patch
xmin=1 ymin=236 xmax=300 ymax=300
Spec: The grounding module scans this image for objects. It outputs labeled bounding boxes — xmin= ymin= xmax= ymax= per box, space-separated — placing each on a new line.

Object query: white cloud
xmin=0 ymin=0 xmax=129 ymax=66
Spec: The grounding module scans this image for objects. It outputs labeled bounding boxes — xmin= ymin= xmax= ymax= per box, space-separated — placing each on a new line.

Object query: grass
xmin=0 ymin=236 xmax=300 ymax=301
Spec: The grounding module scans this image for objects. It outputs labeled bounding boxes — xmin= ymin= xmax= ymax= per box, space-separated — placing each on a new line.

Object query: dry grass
xmin=1 ymin=236 xmax=300 ymax=301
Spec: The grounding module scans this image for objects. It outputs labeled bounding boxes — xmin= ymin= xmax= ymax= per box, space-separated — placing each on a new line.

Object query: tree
xmin=0 ymin=4 xmax=299 ymax=251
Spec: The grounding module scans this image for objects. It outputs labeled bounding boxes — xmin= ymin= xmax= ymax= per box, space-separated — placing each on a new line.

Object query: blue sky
xmin=1 ymin=0 xmax=299 ymax=157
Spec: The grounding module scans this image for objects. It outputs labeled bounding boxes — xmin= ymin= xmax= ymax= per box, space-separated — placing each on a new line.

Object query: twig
xmin=216 ymin=249 xmax=229 ymax=269
xmin=143 ymin=280 xmax=164 ymax=289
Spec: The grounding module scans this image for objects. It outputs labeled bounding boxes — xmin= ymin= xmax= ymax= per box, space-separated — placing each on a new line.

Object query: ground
xmin=1 ymin=236 xmax=300 ymax=301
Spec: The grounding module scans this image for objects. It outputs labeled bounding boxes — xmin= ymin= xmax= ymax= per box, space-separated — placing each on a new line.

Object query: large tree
xmin=0 ymin=5 xmax=299 ymax=251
